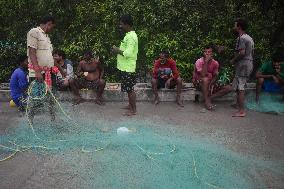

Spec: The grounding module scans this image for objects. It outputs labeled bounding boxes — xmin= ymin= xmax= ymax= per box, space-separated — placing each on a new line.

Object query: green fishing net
xmin=0 ymin=81 xmax=283 ymax=188
xmin=246 ymin=91 xmax=284 ymax=115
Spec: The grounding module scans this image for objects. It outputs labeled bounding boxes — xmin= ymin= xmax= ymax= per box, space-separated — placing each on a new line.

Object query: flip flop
xmin=123 ymin=111 xmax=136 ymax=116
xmin=232 ymin=112 xmax=246 ymax=117
xmin=206 ymin=104 xmax=216 ymax=110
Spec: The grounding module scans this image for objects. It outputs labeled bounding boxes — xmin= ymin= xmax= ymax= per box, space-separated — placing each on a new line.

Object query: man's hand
xmin=35 ymin=71 xmax=43 ymax=82
xmin=54 ymin=61 xmax=67 ymax=77
xmin=111 ymin=45 xmax=121 ymax=55
xmin=272 ymin=75 xmax=279 ymax=84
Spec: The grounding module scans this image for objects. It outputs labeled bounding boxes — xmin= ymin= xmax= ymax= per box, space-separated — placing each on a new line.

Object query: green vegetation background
xmin=0 ymin=0 xmax=283 ymax=83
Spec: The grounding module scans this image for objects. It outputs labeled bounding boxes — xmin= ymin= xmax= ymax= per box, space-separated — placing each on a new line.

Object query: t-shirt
xmin=153 ymin=58 xmax=179 ymax=80
xmin=259 ymin=60 xmax=284 ymax=79
xmin=193 ymin=57 xmax=219 ymax=81
xmin=56 ymin=59 xmax=74 ymax=80
xmin=10 ymin=68 xmax=29 ymax=99
xmin=117 ymin=31 xmax=138 ymax=73
xmin=234 ymin=34 xmax=254 ymax=77
xmin=27 ymin=27 xmax=54 ymax=77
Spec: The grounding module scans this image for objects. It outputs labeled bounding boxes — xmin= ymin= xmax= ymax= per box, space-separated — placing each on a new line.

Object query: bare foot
xmin=232 ymin=112 xmax=246 ymax=117
xmin=121 ymin=105 xmax=130 ymax=110
xmin=154 ymin=96 xmax=160 ymax=105
xmin=176 ymin=96 xmax=184 ymax=107
xmin=72 ymin=98 xmax=85 ymax=105
xmin=123 ymin=111 xmax=136 ymax=116
xmin=95 ymin=99 xmax=105 ymax=106
xmin=205 ymin=102 xmax=215 ymax=110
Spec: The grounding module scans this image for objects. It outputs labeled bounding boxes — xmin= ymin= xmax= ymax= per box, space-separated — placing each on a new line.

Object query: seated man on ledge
xmin=53 ymin=50 xmax=74 ymax=90
xmin=151 ymin=50 xmax=183 ymax=106
xmin=192 ymin=45 xmax=219 ymax=110
xmin=69 ymin=51 xmax=105 ymax=105
xmin=256 ymin=52 xmax=284 ymax=102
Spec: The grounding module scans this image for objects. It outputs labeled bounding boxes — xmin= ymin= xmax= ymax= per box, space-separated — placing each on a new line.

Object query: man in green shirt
xmin=112 ymin=15 xmax=138 ymax=116
xmin=256 ymin=52 xmax=284 ymax=102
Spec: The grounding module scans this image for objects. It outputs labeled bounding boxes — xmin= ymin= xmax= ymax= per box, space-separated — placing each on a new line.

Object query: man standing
xmin=10 ymin=55 xmax=29 ymax=111
xmin=112 ymin=15 xmax=138 ymax=116
xmin=210 ymin=18 xmax=254 ymax=117
xmin=152 ymin=50 xmax=183 ymax=106
xmin=193 ymin=45 xmax=219 ymax=110
xmin=69 ymin=51 xmax=105 ymax=105
xmin=27 ymin=15 xmax=57 ymax=121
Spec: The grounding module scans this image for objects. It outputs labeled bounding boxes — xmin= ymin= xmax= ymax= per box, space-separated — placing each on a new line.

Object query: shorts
xmin=56 ymin=79 xmax=69 ymax=91
xmin=76 ymin=78 xmax=100 ymax=90
xmin=262 ymin=79 xmax=282 ymax=92
xmin=193 ymin=79 xmax=223 ymax=94
xmin=157 ymin=77 xmax=176 ymax=89
xmin=232 ymin=76 xmax=248 ymax=91
xmin=120 ymin=71 xmax=136 ymax=93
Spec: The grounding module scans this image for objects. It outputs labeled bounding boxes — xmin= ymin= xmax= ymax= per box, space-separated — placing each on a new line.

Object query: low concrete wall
xmin=0 ymin=83 xmax=256 ymax=102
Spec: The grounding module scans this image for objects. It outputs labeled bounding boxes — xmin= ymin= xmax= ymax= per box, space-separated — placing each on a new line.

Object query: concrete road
xmin=0 ymin=101 xmax=283 ymax=189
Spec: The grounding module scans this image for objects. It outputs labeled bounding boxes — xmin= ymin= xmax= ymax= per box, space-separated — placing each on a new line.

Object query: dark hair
xmin=40 ymin=15 xmax=55 ymax=24
xmin=17 ymin=55 xmax=27 ymax=65
xmin=204 ymin=44 xmax=213 ymax=50
xmin=235 ymin=18 xmax=248 ymax=31
xmin=120 ymin=14 xmax=133 ymax=26
xmin=83 ymin=50 xmax=93 ymax=58
xmin=53 ymin=50 xmax=65 ymax=59
xmin=160 ymin=49 xmax=170 ymax=58
xmin=272 ymin=52 xmax=284 ymax=63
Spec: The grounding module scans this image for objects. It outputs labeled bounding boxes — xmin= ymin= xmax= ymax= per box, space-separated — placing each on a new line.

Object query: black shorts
xmin=157 ymin=78 xmax=167 ymax=89
xmin=157 ymin=77 xmax=176 ymax=89
xmin=120 ymin=71 xmax=136 ymax=93
xmin=76 ymin=77 xmax=100 ymax=90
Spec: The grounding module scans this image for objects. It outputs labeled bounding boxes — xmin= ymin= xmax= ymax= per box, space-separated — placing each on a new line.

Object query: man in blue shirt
xmin=10 ymin=55 xmax=29 ymax=110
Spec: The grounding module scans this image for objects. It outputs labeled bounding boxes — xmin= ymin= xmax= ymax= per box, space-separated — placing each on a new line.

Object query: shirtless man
xmin=69 ymin=51 xmax=105 ymax=105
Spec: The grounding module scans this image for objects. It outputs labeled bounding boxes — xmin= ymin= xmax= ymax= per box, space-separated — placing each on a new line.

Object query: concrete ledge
xmin=0 ymin=83 xmax=256 ymax=102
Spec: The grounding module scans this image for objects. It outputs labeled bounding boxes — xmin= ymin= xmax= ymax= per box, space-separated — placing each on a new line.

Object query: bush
xmin=0 ymin=0 xmax=283 ymax=83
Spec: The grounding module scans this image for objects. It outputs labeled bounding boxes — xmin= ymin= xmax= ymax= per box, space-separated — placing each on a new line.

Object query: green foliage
xmin=0 ymin=0 xmax=283 ymax=83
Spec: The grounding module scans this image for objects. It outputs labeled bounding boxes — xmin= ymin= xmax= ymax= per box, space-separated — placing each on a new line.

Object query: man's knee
xmin=98 ymin=79 xmax=106 ymax=86
xmin=224 ymin=85 xmax=234 ymax=92
xmin=176 ymin=77 xmax=182 ymax=84
xmin=69 ymin=78 xmax=76 ymax=86
xmin=151 ymin=78 xmax=157 ymax=85
xmin=200 ymin=77 xmax=210 ymax=86
xmin=257 ymin=78 xmax=264 ymax=85
xmin=151 ymin=79 xmax=158 ymax=87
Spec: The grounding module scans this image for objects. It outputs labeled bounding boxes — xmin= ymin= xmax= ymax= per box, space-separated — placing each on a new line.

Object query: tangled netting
xmin=246 ymin=91 xmax=284 ymax=115
xmin=1 ymin=81 xmax=283 ymax=188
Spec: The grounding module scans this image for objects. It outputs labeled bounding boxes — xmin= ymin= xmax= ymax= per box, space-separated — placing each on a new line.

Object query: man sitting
xmin=192 ymin=45 xmax=219 ymax=110
xmin=53 ymin=50 xmax=74 ymax=90
xmin=256 ymin=52 xmax=284 ymax=102
xmin=151 ymin=50 xmax=183 ymax=106
xmin=69 ymin=51 xmax=105 ymax=105
xmin=9 ymin=55 xmax=29 ymax=110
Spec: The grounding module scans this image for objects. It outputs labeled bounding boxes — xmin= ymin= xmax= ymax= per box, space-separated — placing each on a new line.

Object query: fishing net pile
xmin=1 ymin=81 xmax=282 ymax=188
xmin=246 ymin=90 xmax=284 ymax=115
